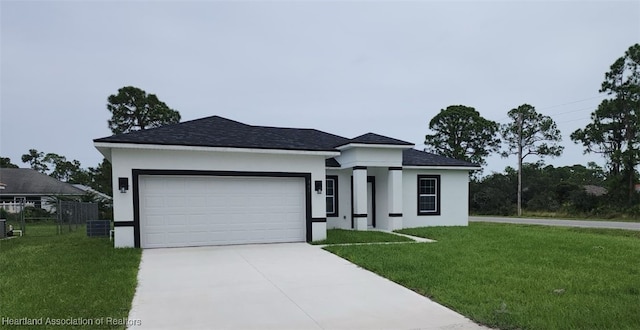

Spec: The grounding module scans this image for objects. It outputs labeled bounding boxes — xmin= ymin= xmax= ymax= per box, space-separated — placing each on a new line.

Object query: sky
xmin=1 ymin=0 xmax=639 ymax=175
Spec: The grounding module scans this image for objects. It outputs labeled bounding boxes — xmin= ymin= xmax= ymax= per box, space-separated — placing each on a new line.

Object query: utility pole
xmin=517 ymin=111 xmax=523 ymax=216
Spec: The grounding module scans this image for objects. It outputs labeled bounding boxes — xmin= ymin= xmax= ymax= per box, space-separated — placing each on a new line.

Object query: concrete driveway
xmin=127 ymin=243 xmax=486 ymax=330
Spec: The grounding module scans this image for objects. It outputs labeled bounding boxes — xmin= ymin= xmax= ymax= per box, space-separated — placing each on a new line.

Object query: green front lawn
xmin=324 ymin=223 xmax=640 ymax=330
xmin=311 ymin=228 xmax=413 ymax=245
xmin=0 ymin=225 xmax=141 ymax=329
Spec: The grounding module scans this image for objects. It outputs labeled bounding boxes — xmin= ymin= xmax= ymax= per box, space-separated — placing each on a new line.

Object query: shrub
xmin=23 ymin=206 xmax=53 ymax=221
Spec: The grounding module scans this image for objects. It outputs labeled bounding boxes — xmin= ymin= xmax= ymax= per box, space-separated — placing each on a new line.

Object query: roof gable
xmin=0 ymin=168 xmax=85 ymax=196
xmin=337 ymin=133 xmax=414 ymax=147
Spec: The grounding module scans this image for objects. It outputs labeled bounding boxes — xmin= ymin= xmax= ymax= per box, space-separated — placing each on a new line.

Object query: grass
xmin=0 ymin=224 xmax=141 ymax=330
xmin=311 ymin=228 xmax=414 ymax=245
xmin=324 ymin=223 xmax=640 ymax=330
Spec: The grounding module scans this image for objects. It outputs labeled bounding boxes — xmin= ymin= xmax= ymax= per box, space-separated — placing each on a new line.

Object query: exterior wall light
xmin=118 ymin=177 xmax=129 ymax=193
xmin=315 ymin=180 xmax=323 ymax=194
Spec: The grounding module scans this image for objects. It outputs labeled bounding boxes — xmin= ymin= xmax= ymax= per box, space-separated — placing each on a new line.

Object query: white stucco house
xmin=94 ymin=116 xmax=480 ymax=248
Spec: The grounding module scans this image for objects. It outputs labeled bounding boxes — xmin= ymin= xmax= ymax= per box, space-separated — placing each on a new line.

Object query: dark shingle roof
xmin=94 ymin=115 xmax=479 ymax=169
xmin=338 ymin=133 xmax=414 ymax=147
xmin=94 ymin=116 xmax=349 ymax=152
xmin=402 ymin=149 xmax=479 ymax=167
xmin=0 ymin=168 xmax=86 ymax=196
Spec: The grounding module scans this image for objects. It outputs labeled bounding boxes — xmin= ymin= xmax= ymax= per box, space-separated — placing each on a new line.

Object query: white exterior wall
xmin=312 ymin=222 xmax=327 ymax=241
xmin=335 ymin=148 xmax=403 ymax=168
xmin=327 ymin=167 xmax=471 ymax=231
xmin=114 ymin=226 xmax=134 ymax=247
xmin=387 ymin=169 xmax=404 ymax=230
xmin=110 ymin=147 xmax=329 ymax=247
xmin=402 ymin=169 xmax=470 ymax=227
xmin=352 ymin=168 xmax=368 ymax=230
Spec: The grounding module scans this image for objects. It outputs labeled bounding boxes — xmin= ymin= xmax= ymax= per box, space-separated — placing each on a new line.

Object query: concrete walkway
xmin=371 ymin=229 xmax=436 ymax=243
xmin=128 ymin=243 xmax=487 ymax=330
xmin=470 ymin=216 xmax=640 ymax=231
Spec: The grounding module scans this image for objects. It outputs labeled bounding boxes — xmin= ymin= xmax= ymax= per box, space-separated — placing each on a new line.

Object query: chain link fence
xmin=57 ymin=201 xmax=99 ymax=234
xmin=0 ymin=199 xmax=98 ymax=237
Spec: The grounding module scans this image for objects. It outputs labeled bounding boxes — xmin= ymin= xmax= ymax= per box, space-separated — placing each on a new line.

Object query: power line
xmin=555 ymin=117 xmax=591 ymax=124
xmin=495 ymin=95 xmax=606 ymax=123
xmin=547 ymin=105 xmax=598 ymax=118
xmin=538 ymin=95 xmax=607 ymax=111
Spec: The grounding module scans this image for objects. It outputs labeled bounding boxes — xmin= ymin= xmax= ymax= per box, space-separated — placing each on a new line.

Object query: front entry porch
xmin=327 ymin=166 xmax=404 ymax=232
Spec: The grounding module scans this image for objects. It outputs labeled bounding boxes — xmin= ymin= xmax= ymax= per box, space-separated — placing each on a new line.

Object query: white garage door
xmin=139 ymin=175 xmax=306 ymax=248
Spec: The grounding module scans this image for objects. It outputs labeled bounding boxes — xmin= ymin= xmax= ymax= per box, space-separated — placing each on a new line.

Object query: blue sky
xmin=1 ymin=1 xmax=638 ymax=174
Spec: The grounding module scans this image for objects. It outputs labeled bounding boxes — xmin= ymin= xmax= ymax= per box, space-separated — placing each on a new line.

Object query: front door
xmin=367 ymin=182 xmax=374 ymax=228
xmin=367 ymin=176 xmax=376 ymax=228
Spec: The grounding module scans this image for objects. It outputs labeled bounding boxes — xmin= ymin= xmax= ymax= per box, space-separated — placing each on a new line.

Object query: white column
xmin=352 ymin=167 xmax=368 ymax=230
xmin=387 ymin=167 xmax=403 ymax=230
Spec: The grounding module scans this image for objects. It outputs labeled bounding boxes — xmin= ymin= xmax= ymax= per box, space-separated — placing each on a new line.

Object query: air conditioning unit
xmin=86 ymin=220 xmax=111 ymax=237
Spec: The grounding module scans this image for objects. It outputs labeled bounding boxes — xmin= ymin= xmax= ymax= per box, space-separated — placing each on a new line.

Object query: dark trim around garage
xmin=113 ymin=221 xmax=134 ymax=227
xmin=389 ymin=213 xmax=403 ymax=217
xmin=388 ymin=167 xmax=403 ymax=171
xmin=132 ymin=169 xmax=313 ymax=248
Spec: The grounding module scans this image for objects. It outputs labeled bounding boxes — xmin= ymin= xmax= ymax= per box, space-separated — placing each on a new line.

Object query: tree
xmin=470 ymin=171 xmax=517 ymax=215
xmin=501 ymin=104 xmax=564 ymax=215
xmin=21 ymin=149 xmax=48 ymax=173
xmin=0 ymin=157 xmax=19 ymax=168
xmin=87 ymin=158 xmax=112 ymax=196
xmin=107 ymin=86 xmax=181 ymax=134
xmin=571 ymin=44 xmax=640 ymax=204
xmin=44 ymin=153 xmax=88 ymax=183
xmin=424 ymin=105 xmax=500 ymax=167
xmin=21 ymin=149 xmax=88 ymax=183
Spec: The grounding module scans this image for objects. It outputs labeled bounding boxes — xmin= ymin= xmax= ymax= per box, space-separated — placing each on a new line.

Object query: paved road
xmin=469 ymin=216 xmax=640 ymax=231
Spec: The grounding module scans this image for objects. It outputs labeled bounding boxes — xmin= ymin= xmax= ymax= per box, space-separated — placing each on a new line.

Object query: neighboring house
xmin=94 ymin=116 xmax=480 ymax=248
xmin=0 ymin=168 xmax=85 ymax=212
xmin=584 ymin=185 xmax=607 ymax=196
xmin=72 ymin=184 xmax=113 ymax=206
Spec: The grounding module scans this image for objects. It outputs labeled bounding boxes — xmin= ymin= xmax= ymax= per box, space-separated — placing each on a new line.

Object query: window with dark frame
xmin=326 ymin=176 xmax=338 ymax=217
xmin=417 ymin=175 xmax=440 ymax=215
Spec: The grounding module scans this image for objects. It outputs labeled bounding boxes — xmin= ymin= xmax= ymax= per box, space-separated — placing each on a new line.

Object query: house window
xmin=326 ymin=176 xmax=338 ymax=217
xmin=417 ymin=175 xmax=440 ymax=215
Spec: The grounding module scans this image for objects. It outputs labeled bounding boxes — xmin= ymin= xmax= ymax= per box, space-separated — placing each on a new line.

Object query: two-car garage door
xmin=139 ymin=175 xmax=306 ymax=248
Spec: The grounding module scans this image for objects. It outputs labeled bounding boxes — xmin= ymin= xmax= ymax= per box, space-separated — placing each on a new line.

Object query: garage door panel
xmin=188 ymin=214 xmax=210 ymax=225
xmin=168 ymin=216 xmax=189 ymax=226
xmin=145 ymin=215 xmax=166 ymax=226
xmin=139 ymin=175 xmax=306 ymax=248
xmin=166 ymin=233 xmax=189 ymax=244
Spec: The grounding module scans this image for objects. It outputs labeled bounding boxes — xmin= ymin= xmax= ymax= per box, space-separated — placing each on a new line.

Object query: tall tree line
xmin=424 ymin=43 xmax=639 ymax=215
